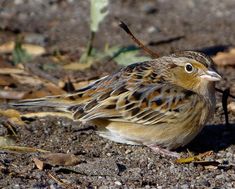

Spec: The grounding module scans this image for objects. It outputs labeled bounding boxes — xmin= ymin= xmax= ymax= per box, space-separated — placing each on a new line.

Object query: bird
xmin=12 ymin=51 xmax=221 ymax=157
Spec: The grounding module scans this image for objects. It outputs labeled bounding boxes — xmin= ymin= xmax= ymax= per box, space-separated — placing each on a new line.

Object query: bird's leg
xmin=147 ymin=144 xmax=180 ymax=158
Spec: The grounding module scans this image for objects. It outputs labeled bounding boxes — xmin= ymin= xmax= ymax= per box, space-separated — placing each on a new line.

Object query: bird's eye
xmin=185 ymin=63 xmax=194 ymax=73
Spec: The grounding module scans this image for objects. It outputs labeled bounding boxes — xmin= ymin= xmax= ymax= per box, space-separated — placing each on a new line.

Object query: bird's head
xmin=161 ymin=51 xmax=221 ymax=94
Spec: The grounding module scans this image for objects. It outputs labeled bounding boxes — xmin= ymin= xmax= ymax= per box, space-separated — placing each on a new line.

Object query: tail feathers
xmin=10 ymin=96 xmax=76 ymax=111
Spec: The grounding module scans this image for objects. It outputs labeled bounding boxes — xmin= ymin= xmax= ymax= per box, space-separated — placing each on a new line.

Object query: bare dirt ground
xmin=0 ymin=0 xmax=235 ymax=188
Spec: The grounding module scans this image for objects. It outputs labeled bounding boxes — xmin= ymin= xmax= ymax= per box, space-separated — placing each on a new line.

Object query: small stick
xmin=216 ymin=88 xmax=235 ymax=99
xmin=215 ymin=87 xmax=235 ymax=126
xmin=222 ymin=88 xmax=230 ymax=126
xmin=119 ymin=21 xmax=160 ymax=58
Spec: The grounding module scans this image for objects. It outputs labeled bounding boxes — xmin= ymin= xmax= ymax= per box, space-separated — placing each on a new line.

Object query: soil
xmin=0 ymin=0 xmax=235 ymax=188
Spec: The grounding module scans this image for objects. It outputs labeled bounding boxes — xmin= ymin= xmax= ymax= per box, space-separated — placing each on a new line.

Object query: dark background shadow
xmin=178 ymin=123 xmax=235 ymax=153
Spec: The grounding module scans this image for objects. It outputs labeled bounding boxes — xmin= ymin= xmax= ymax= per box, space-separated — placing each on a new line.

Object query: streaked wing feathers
xmin=67 ymin=61 xmax=198 ymax=126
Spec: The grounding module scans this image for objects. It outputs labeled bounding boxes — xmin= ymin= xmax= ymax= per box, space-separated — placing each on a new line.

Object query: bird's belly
xmin=95 ymin=110 xmax=208 ymax=149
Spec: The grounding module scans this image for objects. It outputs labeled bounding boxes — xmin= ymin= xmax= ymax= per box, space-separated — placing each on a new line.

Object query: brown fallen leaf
xmin=0 ymin=68 xmax=25 ymax=75
xmin=33 ymin=157 xmax=44 ymax=170
xmin=23 ymin=87 xmax=64 ymax=99
xmin=23 ymin=89 xmax=51 ymax=99
xmin=228 ymin=102 xmax=235 ymax=114
xmin=0 ymin=109 xmax=21 ymax=118
xmin=0 ymin=75 xmax=16 ymax=86
xmin=63 ymin=62 xmax=93 ymax=70
xmin=0 ymin=41 xmax=46 ymax=56
xmin=10 ymin=73 xmax=43 ymax=86
xmin=40 ymin=153 xmax=81 ymax=166
xmin=0 ymin=90 xmax=27 ymax=100
xmin=0 ymin=145 xmax=49 ymax=153
xmin=213 ymin=48 xmax=235 ymax=66
xmin=44 ymin=83 xmax=65 ymax=95
xmin=73 ymin=80 xmax=95 ymax=89
xmin=0 ymin=109 xmax=25 ymax=126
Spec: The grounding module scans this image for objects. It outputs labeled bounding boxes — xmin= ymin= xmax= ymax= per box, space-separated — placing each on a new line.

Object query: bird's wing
xmin=71 ymin=61 xmax=199 ymax=125
xmin=76 ymin=82 xmax=198 ymax=125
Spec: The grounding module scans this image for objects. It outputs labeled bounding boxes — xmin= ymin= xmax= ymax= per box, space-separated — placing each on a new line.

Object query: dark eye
xmin=185 ymin=63 xmax=194 ymax=73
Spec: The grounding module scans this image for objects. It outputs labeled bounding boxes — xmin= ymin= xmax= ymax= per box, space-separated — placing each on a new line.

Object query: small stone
xmin=125 ymin=149 xmax=132 ymax=154
xmin=115 ymin=181 xmax=122 ymax=186
xmin=215 ymin=174 xmax=224 ymax=179
xmin=106 ymin=152 xmax=112 ymax=157
xmin=147 ymin=26 xmax=156 ymax=33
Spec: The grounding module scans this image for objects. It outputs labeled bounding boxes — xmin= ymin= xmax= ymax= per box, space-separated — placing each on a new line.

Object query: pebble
xmin=106 ymin=152 xmax=112 ymax=157
xmin=147 ymin=26 xmax=156 ymax=33
xmin=114 ymin=181 xmax=122 ymax=186
xmin=215 ymin=174 xmax=224 ymax=179
xmin=125 ymin=149 xmax=132 ymax=154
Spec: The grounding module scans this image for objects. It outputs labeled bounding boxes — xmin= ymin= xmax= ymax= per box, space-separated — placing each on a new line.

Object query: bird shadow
xmin=177 ymin=123 xmax=235 ymax=153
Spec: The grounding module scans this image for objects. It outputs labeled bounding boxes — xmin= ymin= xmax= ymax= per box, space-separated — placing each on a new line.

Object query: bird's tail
xmin=10 ymin=95 xmax=79 ymax=112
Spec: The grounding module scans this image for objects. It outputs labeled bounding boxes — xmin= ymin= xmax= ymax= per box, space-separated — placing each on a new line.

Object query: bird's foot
xmin=147 ymin=144 xmax=180 ymax=158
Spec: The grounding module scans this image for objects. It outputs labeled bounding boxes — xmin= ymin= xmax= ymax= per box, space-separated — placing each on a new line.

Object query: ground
xmin=0 ymin=0 xmax=235 ymax=188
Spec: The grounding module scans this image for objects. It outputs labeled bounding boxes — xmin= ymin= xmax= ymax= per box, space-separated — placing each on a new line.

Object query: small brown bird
xmin=13 ymin=51 xmax=221 ymax=157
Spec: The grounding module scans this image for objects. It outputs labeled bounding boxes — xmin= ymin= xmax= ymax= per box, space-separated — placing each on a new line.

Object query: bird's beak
xmin=200 ymin=70 xmax=222 ymax=81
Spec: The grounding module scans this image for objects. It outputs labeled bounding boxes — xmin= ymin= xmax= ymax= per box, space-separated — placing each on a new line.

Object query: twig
xmin=48 ymin=172 xmax=76 ymax=189
xmin=215 ymin=87 xmax=235 ymax=126
xmin=119 ymin=21 xmax=160 ymax=58
xmin=222 ymin=88 xmax=230 ymax=126
xmin=216 ymin=87 xmax=235 ymax=99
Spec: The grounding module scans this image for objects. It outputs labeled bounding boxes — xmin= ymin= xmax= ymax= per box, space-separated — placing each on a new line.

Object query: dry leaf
xmin=0 ymin=109 xmax=25 ymax=126
xmin=0 ymin=41 xmax=15 ymax=53
xmin=22 ymin=44 xmax=46 ymax=56
xmin=23 ymin=86 xmax=64 ymax=99
xmin=0 ymin=145 xmax=49 ymax=153
xmin=228 ymin=102 xmax=235 ymax=114
xmin=33 ymin=157 xmax=44 ymax=170
xmin=40 ymin=153 xmax=81 ymax=166
xmin=8 ymin=117 xmax=25 ymax=126
xmin=10 ymin=73 xmax=43 ymax=86
xmin=0 ymin=109 xmax=21 ymax=118
xmin=0 ymin=41 xmax=46 ymax=56
xmin=0 ymin=90 xmax=27 ymax=99
xmin=0 ymin=68 xmax=25 ymax=75
xmin=44 ymin=83 xmax=65 ymax=95
xmin=0 ymin=75 xmax=15 ymax=86
xmin=213 ymin=48 xmax=235 ymax=66
xmin=23 ymin=90 xmax=50 ymax=99
xmin=73 ymin=80 xmax=95 ymax=89
xmin=63 ymin=62 xmax=92 ymax=70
